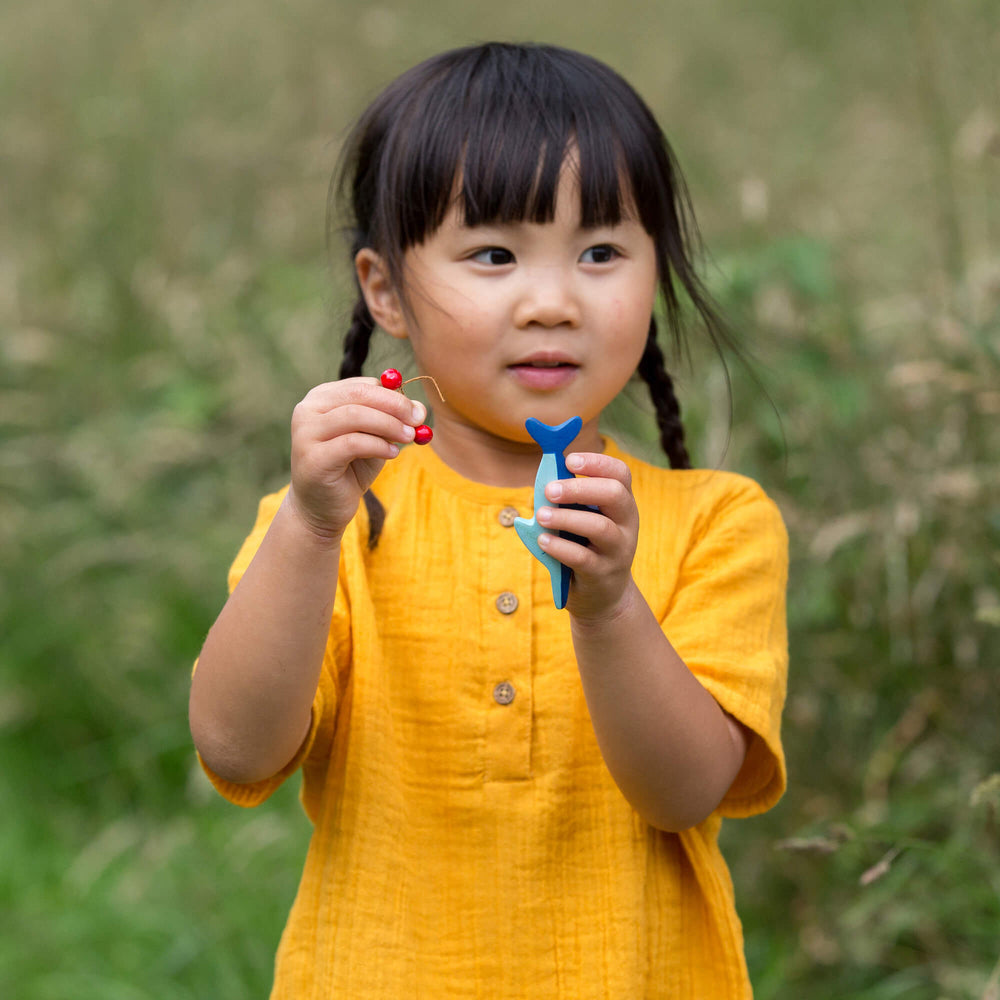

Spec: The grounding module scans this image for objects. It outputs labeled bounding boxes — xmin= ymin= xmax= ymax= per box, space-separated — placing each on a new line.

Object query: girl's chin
xmin=432 ymin=390 xmax=599 ymax=449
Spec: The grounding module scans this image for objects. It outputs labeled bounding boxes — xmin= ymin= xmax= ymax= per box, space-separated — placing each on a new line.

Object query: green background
xmin=2 ymin=1 xmax=998 ymax=996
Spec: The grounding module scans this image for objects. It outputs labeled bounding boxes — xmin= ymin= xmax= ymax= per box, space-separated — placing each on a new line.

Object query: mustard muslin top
xmin=200 ymin=438 xmax=788 ymax=999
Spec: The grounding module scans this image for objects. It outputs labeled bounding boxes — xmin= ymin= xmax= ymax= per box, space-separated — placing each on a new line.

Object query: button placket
xmin=482 ymin=503 xmax=533 ymax=781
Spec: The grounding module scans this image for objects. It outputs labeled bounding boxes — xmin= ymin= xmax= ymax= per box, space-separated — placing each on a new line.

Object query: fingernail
xmin=538 ymin=533 xmax=553 ymax=548
xmin=566 ymin=454 xmax=583 ymax=471
xmin=411 ymin=402 xmax=425 ymax=423
xmin=400 ymin=425 xmax=415 ymax=441
xmin=545 ymin=482 xmax=563 ymax=501
xmin=537 ymin=506 xmax=553 ymax=524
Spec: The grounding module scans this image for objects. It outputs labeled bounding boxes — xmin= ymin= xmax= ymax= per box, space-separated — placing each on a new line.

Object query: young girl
xmin=190 ymin=42 xmax=788 ymax=999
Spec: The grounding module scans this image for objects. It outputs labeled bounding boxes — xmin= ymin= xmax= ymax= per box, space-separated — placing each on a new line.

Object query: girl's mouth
xmin=507 ymin=360 xmax=579 ymax=390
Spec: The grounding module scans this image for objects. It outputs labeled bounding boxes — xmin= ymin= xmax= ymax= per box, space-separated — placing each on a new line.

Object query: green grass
xmin=2 ymin=1 xmax=999 ymax=996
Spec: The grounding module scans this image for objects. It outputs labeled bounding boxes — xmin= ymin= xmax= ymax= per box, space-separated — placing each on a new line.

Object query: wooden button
xmin=493 ymin=682 xmax=516 ymax=705
xmin=498 ymin=506 xmax=520 ymax=527
xmin=495 ymin=591 xmax=519 ymax=615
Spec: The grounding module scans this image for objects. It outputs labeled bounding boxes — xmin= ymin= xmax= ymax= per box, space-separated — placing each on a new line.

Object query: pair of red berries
xmin=380 ymin=369 xmax=434 ymax=445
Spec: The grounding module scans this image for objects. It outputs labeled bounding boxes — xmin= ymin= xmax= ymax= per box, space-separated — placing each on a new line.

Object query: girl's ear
xmin=355 ymin=249 xmax=408 ymax=340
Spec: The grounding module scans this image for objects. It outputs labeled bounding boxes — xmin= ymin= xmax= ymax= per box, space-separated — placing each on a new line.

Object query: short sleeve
xmin=662 ymin=478 xmax=789 ymax=817
xmin=195 ymin=488 xmax=349 ymax=809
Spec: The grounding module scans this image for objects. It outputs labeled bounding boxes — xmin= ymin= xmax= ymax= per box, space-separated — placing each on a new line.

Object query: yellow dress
xmin=200 ymin=438 xmax=788 ymax=998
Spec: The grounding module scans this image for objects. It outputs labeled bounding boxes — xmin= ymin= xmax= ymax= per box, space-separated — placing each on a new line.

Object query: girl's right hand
xmin=285 ymin=377 xmax=426 ymax=544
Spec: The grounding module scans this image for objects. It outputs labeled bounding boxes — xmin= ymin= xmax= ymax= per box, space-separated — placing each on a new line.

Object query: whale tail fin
xmin=524 ymin=416 xmax=582 ymax=453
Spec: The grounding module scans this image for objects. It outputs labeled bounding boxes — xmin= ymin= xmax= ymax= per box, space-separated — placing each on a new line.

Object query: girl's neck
xmin=425 ymin=412 xmax=603 ymax=488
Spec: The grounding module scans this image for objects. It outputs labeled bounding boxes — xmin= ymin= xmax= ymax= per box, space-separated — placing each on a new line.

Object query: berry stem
xmin=401 ymin=375 xmax=446 ymax=401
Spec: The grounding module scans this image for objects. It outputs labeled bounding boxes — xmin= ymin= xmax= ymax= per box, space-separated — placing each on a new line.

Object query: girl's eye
xmin=580 ymin=244 xmax=618 ymax=264
xmin=471 ymin=247 xmax=515 ymax=266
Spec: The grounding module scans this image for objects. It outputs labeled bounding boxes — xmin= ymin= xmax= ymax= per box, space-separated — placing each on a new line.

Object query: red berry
xmin=413 ymin=424 xmax=433 ymax=445
xmin=380 ymin=368 xmax=403 ymax=390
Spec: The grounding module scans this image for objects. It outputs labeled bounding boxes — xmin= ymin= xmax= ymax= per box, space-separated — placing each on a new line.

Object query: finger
xmin=543 ymin=476 xmax=635 ymax=526
xmin=299 ymin=379 xmax=427 ymax=426
xmin=535 ymin=506 xmax=622 ymax=552
xmin=536 ymin=527 xmax=606 ymax=572
xmin=297 ymin=402 xmax=420 ymax=447
xmin=294 ymin=432 xmax=401 ymax=484
xmin=316 ymin=432 xmax=403 ymax=466
xmin=565 ymin=452 xmax=632 ymax=488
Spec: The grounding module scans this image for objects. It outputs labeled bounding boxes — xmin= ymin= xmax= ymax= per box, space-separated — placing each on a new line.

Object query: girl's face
xmin=360 ymin=164 xmax=658 ymax=483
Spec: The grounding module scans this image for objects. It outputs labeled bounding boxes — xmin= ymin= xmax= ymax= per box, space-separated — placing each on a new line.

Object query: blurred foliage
xmin=2 ymin=0 xmax=998 ymax=997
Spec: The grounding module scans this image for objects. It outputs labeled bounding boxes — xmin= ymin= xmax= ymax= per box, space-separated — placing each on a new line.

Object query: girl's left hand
xmin=536 ymin=452 xmax=639 ymax=622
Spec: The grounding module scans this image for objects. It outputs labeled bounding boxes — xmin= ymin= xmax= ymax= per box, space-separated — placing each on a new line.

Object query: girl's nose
xmin=513 ymin=268 xmax=582 ymax=328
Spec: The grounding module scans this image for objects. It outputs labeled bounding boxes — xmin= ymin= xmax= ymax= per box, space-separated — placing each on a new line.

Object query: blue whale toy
xmin=514 ymin=416 xmax=591 ymax=610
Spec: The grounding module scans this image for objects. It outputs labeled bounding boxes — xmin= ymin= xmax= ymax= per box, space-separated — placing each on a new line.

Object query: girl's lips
xmin=507 ymin=362 xmax=579 ymax=390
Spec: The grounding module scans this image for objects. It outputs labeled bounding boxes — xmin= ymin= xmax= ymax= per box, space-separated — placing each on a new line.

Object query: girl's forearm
xmin=189 ymin=496 xmax=341 ymax=784
xmin=570 ymin=579 xmax=748 ymax=832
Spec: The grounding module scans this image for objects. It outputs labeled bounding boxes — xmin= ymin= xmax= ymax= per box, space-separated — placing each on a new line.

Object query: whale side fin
xmin=514 ymin=517 xmax=571 ymax=608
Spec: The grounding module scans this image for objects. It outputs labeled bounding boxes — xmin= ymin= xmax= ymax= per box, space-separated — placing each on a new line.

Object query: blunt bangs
xmin=339 ymin=44 xmax=677 ymax=279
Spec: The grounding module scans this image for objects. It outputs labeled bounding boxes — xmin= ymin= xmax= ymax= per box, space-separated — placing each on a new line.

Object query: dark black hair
xmin=333 ymin=42 xmax=734 ymax=473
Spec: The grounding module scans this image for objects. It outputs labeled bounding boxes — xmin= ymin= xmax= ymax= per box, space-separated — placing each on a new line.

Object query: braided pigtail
xmin=338 ymin=295 xmax=377 ymax=380
xmin=637 ymin=317 xmax=691 ymax=470
xmin=337 ymin=293 xmax=386 ymax=549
